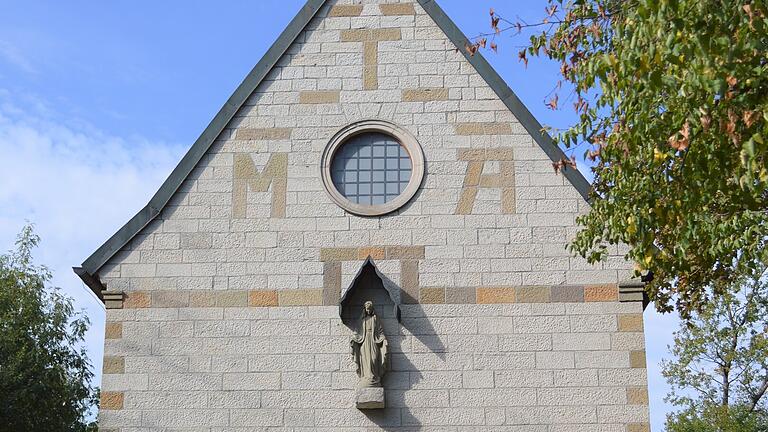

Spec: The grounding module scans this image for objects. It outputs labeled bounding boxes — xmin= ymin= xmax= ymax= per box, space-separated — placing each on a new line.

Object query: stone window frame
xmin=321 ymin=120 xmax=425 ymax=216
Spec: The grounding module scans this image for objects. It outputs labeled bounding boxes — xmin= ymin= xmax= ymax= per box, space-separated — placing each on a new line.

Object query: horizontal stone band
xmin=105 ymin=284 xmax=621 ymax=310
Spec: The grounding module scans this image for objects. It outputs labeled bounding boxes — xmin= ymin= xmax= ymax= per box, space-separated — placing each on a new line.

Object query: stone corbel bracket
xmin=618 ymin=280 xmax=649 ymax=310
xmin=102 ymin=291 xmax=125 ymax=310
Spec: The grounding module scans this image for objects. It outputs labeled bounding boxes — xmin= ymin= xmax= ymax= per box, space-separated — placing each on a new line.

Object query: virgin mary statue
xmin=350 ymin=301 xmax=389 ymax=387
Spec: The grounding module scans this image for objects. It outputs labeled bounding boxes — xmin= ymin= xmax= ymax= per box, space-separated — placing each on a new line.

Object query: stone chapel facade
xmin=76 ymin=0 xmax=651 ymax=430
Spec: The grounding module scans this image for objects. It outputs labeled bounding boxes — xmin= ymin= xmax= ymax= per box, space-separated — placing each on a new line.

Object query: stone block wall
xmin=95 ymin=0 xmax=650 ymax=430
xmin=101 ymin=301 xmax=648 ymax=431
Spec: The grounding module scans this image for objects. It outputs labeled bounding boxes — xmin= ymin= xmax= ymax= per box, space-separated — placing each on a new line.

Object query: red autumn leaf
xmin=490 ymin=7 xmax=495 ymax=16
xmin=743 ymin=110 xmax=758 ymax=128
xmin=490 ymin=42 xmax=498 ymax=53
xmin=668 ymin=122 xmax=690 ymax=151
xmin=743 ymin=4 xmax=754 ymax=20
xmin=518 ymin=49 xmax=528 ymax=67
xmin=465 ymin=43 xmax=479 ymax=56
xmin=478 ymin=38 xmax=487 ymax=48
xmin=552 ymin=160 xmax=562 ymax=173
xmin=552 ymin=156 xmax=576 ymax=174
xmin=546 ymin=4 xmax=558 ymax=16
xmin=700 ymin=114 xmax=712 ymax=131
xmin=491 ymin=16 xmax=501 ymax=33
xmin=545 ymin=93 xmax=559 ymax=110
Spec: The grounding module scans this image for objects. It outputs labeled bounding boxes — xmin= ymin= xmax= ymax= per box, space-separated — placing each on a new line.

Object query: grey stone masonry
xmin=94 ymin=0 xmax=649 ymax=430
xmin=101 ymin=302 xmax=648 ymax=430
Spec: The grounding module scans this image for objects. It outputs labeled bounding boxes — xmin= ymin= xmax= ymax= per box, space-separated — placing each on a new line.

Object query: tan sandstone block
xmin=103 ymin=356 xmax=125 ymax=374
xmin=104 ymin=322 xmax=123 ymax=340
xmin=455 ymin=122 xmax=513 ymax=136
xmin=462 ymin=161 xmax=483 ymax=187
xmin=400 ymin=260 xmax=420 ymax=304
xmin=379 ymin=3 xmax=415 ymax=15
xmin=627 ymin=387 xmax=649 ymax=405
xmin=551 ymin=285 xmax=585 ymax=302
xmin=402 ymin=88 xmax=449 ymax=102
xmin=279 ymin=290 xmax=323 ymax=306
xmin=420 ymin=287 xmax=445 ymax=304
xmin=363 ymin=65 xmax=378 ymax=90
xmin=479 ymin=175 xmax=503 ymax=188
xmin=630 ymin=350 xmax=647 ymax=368
xmin=323 ymin=261 xmax=342 ymax=306
xmin=235 ymin=128 xmax=291 ymax=140
xmin=476 ymin=287 xmax=516 ymax=304
xmin=363 ymin=40 xmax=378 ymax=65
xmin=320 ymin=247 xmax=358 ymax=261
xmin=492 ymin=148 xmax=516 ymax=160
xmin=455 ymin=187 xmax=478 ymax=215
xmin=151 ymin=291 xmax=189 ymax=308
xmin=584 ymin=284 xmax=619 ymax=302
xmin=457 ymin=148 xmax=488 ymax=161
xmin=189 ymin=291 xmax=216 ymax=307
xmin=627 ymin=423 xmax=651 ymax=432
xmin=299 ymin=90 xmax=340 ymax=104
xmin=618 ymin=314 xmax=644 ymax=332
xmin=515 ymin=286 xmax=551 ymax=303
xmin=216 ymin=291 xmax=248 ymax=307
xmin=363 ymin=41 xmax=379 ymax=90
xmin=329 ymin=4 xmax=363 ymax=16
xmin=446 ymin=287 xmax=476 ymax=304
xmin=248 ymin=290 xmax=279 ymax=307
xmin=501 ymin=189 xmax=516 ymax=214
xmin=101 ymin=392 xmax=124 ymax=410
xmin=358 ymin=247 xmax=386 ymax=260
xmin=341 ymin=28 xmax=401 ymax=42
xmin=123 ymin=291 xmax=150 ymax=309
xmin=386 ymin=245 xmax=425 ymax=260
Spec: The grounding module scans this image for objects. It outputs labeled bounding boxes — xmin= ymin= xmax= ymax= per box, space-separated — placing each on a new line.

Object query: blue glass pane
xmin=330 ymin=132 xmax=413 ymax=206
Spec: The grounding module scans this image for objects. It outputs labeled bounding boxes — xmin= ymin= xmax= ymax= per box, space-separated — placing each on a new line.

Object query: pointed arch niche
xmin=339 ymin=258 xmax=401 ymax=327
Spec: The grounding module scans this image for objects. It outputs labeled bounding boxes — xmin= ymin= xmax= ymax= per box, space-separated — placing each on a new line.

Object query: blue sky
xmin=0 ymin=1 xmax=678 ymax=429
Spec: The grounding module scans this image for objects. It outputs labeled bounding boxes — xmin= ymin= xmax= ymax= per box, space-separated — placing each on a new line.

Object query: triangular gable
xmin=74 ymin=0 xmax=592 ymax=297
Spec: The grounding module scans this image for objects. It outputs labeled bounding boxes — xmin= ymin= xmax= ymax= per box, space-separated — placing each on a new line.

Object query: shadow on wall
xmin=340 ymin=261 xmax=449 ymax=429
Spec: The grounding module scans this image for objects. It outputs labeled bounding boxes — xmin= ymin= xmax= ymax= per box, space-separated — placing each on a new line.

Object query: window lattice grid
xmin=330 ymin=133 xmax=412 ymax=205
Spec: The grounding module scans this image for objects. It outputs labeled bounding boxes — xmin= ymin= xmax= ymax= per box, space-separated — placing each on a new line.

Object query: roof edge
xmin=73 ymin=266 xmax=106 ymax=299
xmin=78 ymin=0 xmax=328 ymax=278
xmin=416 ymin=0 xmax=592 ymax=202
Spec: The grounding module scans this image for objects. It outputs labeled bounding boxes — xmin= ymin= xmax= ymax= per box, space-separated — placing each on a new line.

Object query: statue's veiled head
xmin=364 ymin=300 xmax=374 ymax=316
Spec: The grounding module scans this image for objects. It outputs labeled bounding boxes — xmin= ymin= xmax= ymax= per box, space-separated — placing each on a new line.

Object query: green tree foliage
xmin=476 ymin=1 xmax=767 ymax=316
xmin=661 ymin=269 xmax=768 ymax=431
xmin=0 ymin=225 xmax=99 ymax=431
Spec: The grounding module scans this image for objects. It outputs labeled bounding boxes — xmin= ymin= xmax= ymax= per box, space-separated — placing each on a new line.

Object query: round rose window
xmin=321 ymin=120 xmax=424 ymax=216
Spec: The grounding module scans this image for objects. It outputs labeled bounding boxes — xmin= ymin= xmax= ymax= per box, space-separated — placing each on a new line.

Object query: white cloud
xmin=0 ymin=40 xmax=37 ymax=74
xmin=0 ymin=90 xmax=185 ymax=389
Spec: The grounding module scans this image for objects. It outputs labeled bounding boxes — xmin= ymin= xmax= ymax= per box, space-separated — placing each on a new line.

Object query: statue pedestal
xmin=356 ymin=387 xmax=385 ymax=409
